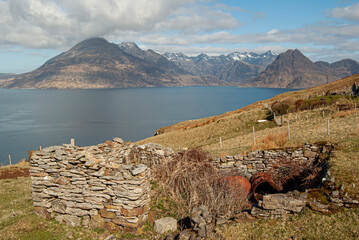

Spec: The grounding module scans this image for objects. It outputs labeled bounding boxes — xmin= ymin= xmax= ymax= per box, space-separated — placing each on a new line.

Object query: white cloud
xmin=330 ymin=2 xmax=359 ymax=21
xmin=1 ymin=0 xmax=359 ymax=64
xmin=0 ymin=0 xmax=241 ymax=49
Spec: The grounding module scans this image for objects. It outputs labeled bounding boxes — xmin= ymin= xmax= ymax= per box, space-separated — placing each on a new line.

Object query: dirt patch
xmin=0 ymin=167 xmax=29 ymax=179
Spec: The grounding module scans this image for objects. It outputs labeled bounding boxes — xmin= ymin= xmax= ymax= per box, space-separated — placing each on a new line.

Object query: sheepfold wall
xmin=30 ymin=138 xmax=331 ymax=232
xmin=29 ymin=139 xmax=173 ymax=233
xmin=213 ymin=142 xmax=332 ymax=178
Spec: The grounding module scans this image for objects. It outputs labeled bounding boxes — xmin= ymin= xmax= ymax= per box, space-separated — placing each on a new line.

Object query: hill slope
xmin=0 ymin=38 xmax=216 ymax=89
xmin=138 ymin=73 xmax=359 ymax=149
xmin=248 ymin=49 xmax=359 ymax=89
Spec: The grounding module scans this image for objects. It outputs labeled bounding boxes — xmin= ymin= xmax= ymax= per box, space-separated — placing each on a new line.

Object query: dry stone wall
xmin=30 ymin=138 xmax=173 ymax=233
xmin=30 ymin=137 xmax=330 ymax=232
xmin=213 ymin=143 xmax=324 ymax=178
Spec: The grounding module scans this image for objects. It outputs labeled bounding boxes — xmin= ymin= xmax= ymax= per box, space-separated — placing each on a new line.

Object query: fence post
xmin=327 ymin=119 xmax=330 ymax=135
xmin=71 ymin=138 xmax=75 ymax=146
xmin=287 ymin=121 xmax=291 ymax=141
xmin=8 ymin=154 xmax=12 ymax=166
xmin=252 ymin=126 xmax=256 ymax=145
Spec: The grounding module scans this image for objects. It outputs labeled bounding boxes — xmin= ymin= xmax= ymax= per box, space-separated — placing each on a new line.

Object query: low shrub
xmin=153 ymin=149 xmax=248 ymax=217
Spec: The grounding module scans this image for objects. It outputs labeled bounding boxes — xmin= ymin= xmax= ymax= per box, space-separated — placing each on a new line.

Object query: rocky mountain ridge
xmin=0 ymin=38 xmax=218 ymax=89
xmin=0 ymin=38 xmax=358 ymax=89
xmin=249 ymin=49 xmax=359 ymax=88
xmin=162 ymin=51 xmax=276 ymax=84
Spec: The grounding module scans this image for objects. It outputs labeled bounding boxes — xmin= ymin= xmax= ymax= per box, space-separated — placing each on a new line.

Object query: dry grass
xmin=215 ymin=208 xmax=359 ymax=240
xmin=153 ymin=149 xmax=248 ymax=217
xmin=256 ymin=131 xmax=288 ymax=150
xmin=332 ymin=109 xmax=357 ymax=118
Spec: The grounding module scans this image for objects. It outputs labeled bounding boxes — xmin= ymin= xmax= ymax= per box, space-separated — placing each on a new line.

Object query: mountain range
xmin=0 ymin=38 xmax=358 ymax=89
xmin=0 ymin=38 xmax=219 ymax=89
xmin=163 ymin=51 xmax=276 ymax=84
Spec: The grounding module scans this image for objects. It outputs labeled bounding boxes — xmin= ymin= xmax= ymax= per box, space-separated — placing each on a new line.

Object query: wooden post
xmin=8 ymin=154 xmax=12 ymax=166
xmin=287 ymin=121 xmax=291 ymax=141
xmin=327 ymin=119 xmax=330 ymax=135
xmin=252 ymin=126 xmax=256 ymax=145
xmin=39 ymin=146 xmax=42 ymax=151
xmin=219 ymin=137 xmax=222 ymax=150
xmin=71 ymin=138 xmax=75 ymax=146
xmin=355 ymin=103 xmax=357 ymax=111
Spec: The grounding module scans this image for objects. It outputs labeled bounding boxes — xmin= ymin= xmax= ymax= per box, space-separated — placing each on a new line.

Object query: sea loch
xmin=0 ymin=86 xmax=295 ymax=165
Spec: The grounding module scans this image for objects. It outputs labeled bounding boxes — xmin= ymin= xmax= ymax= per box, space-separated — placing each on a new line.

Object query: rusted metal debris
xmin=250 ymin=172 xmax=282 ymax=202
xmin=250 ymin=143 xmax=333 ymax=202
xmin=220 ymin=175 xmax=251 ymax=198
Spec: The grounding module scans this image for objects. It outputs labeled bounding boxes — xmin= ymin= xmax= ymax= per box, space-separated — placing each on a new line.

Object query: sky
xmin=1 ymin=0 xmax=359 ymax=73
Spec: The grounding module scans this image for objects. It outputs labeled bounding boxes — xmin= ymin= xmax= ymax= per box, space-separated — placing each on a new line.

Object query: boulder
xmin=154 ymin=217 xmax=177 ymax=234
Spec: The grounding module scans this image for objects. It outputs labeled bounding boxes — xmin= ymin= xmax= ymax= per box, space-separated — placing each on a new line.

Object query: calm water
xmin=0 ymin=86 xmax=295 ymax=165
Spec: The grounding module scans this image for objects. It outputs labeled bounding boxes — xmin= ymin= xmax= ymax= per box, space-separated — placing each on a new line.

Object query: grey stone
xmin=261 ymin=194 xmax=307 ymax=213
xmin=130 ymin=164 xmax=147 ymax=176
xmin=178 ymin=229 xmax=194 ymax=240
xmin=55 ymin=214 xmax=81 ymax=227
xmin=65 ymin=207 xmax=89 ymax=216
xmin=51 ymin=199 xmax=67 ymax=213
xmin=154 ymin=217 xmax=177 ymax=234
xmin=113 ymin=137 xmax=124 ymax=144
xmin=104 ymin=235 xmax=116 ymax=240
xmin=42 ymin=146 xmax=63 ymax=152
xmin=76 ymin=203 xmax=93 ymax=210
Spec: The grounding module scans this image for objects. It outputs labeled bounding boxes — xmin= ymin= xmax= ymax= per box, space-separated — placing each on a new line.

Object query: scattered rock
xmin=233 ymin=211 xmax=255 ymax=222
xmin=154 ymin=217 xmax=177 ymax=234
xmin=33 ymin=206 xmax=51 ymax=219
xmin=66 ymin=230 xmax=73 ymax=239
xmin=104 ymin=234 xmax=116 ymax=240
xmin=178 ymin=229 xmax=196 ymax=240
xmin=308 ymin=201 xmax=330 ymax=213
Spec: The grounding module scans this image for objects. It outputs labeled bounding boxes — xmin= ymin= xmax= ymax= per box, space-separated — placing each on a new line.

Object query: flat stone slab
xmin=154 ymin=217 xmax=177 ymax=234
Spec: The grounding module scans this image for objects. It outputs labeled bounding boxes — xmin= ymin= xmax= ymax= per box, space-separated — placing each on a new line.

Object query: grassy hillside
xmin=139 ymin=74 xmax=359 ymax=194
xmin=138 ymin=74 xmax=359 ymax=239
xmin=1 ymin=74 xmax=358 ymax=239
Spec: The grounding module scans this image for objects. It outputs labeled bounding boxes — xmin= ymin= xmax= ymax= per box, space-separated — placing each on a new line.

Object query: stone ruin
xmin=30 ymin=138 xmax=173 ymax=233
xmin=30 ymin=139 xmax=358 ymax=234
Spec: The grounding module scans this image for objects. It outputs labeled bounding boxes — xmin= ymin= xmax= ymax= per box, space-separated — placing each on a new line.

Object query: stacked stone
xmin=29 ymin=138 xmax=171 ymax=233
xmin=251 ymin=192 xmax=307 ymax=218
xmin=215 ymin=144 xmax=321 ymax=178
